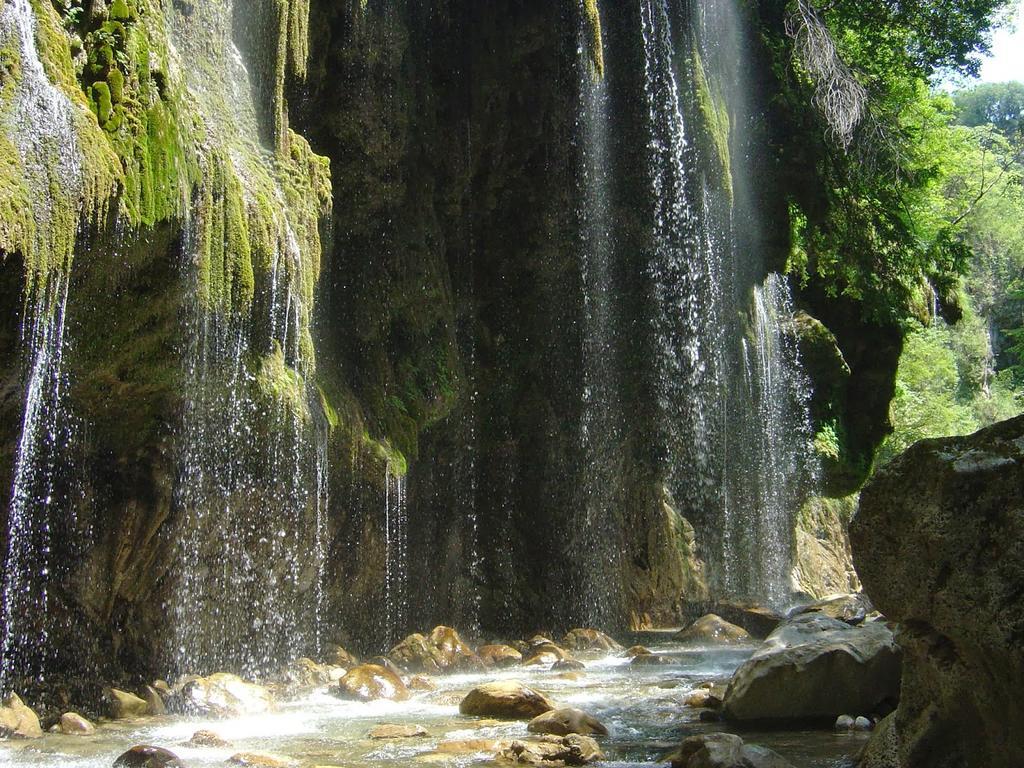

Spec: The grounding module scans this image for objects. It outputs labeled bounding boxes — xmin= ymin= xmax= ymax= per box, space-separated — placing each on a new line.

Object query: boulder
xmin=188 ymin=729 xmax=232 ymax=747
xmin=459 ymin=681 xmax=555 ymax=719
xmin=171 ymin=673 xmax=274 ymax=717
xmin=59 ymin=712 xmax=95 ymax=734
xmin=561 ymin=629 xmax=622 ymax=653
xmin=676 ymin=614 xmax=751 ymax=644
xmin=0 ymin=693 xmax=42 ymax=739
xmin=369 ymin=723 xmax=429 ymax=739
xmin=408 ymin=675 xmax=437 ymax=691
xmin=322 ymin=644 xmax=359 ymax=668
xmin=479 ymin=644 xmax=524 ymax=668
xmin=332 ymin=664 xmax=410 ymax=702
xmin=850 ymin=415 xmax=1024 ymax=768
xmin=665 ymin=733 xmax=795 ymax=768
xmin=722 ymin=613 xmax=900 ymax=723
xmin=113 ymin=746 xmax=185 ymax=767
xmin=107 ymin=688 xmax=149 ymax=720
xmin=527 ymin=708 xmax=608 ymax=736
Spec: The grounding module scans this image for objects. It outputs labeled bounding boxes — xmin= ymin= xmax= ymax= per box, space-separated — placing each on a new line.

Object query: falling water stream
xmin=0 ymin=0 xmax=89 ymax=691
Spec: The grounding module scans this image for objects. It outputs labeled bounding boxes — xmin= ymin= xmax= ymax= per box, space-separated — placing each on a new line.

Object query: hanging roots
xmin=786 ymin=0 xmax=867 ymax=149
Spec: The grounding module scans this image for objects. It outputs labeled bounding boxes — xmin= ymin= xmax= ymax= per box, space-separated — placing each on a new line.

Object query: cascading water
xmin=639 ymin=0 xmax=725 ymax=533
xmin=383 ymin=468 xmax=408 ymax=645
xmin=574 ymin=0 xmax=623 ymax=628
xmin=740 ymin=274 xmax=818 ymax=606
xmin=0 ymin=0 xmax=91 ymax=691
xmin=165 ymin=0 xmax=331 ymax=676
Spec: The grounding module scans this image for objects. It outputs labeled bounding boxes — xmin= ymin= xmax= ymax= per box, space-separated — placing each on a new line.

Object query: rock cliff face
xmin=0 ymin=0 xmax=885 ymax=689
xmin=852 ymin=415 xmax=1024 ymax=768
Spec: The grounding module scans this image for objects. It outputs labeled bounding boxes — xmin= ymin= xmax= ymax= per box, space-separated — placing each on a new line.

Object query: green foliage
xmin=955 ymin=80 xmax=1024 ymax=140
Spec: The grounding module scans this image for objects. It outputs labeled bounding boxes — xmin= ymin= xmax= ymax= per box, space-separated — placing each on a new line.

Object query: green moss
xmin=110 ymin=0 xmax=132 ymax=22
xmin=583 ymin=0 xmax=604 ymax=79
xmin=257 ymin=343 xmax=311 ymax=420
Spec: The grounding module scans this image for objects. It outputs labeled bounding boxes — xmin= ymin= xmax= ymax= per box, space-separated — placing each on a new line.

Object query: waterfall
xmin=383 ymin=468 xmax=408 ymax=645
xmin=575 ymin=0 xmax=622 ymax=628
xmin=166 ymin=0 xmax=330 ymax=676
xmin=0 ymin=0 xmax=89 ymax=691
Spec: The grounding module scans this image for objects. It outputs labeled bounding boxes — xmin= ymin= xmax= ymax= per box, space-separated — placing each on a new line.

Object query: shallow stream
xmin=1 ymin=632 xmax=868 ymax=768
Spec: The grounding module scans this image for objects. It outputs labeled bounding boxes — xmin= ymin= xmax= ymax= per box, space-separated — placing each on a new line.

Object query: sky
xmin=978 ymin=0 xmax=1024 ymax=82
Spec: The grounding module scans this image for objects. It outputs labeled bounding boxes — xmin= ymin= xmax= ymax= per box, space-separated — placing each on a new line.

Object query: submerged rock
xmin=630 ymin=652 xmax=673 ymax=666
xmin=186 ymin=730 xmax=231 ymax=747
xmin=479 ymin=644 xmax=524 ymax=668
xmin=459 ymin=681 xmax=555 ymax=719
xmin=107 ymin=688 xmax=149 ymax=719
xmin=59 ymin=712 xmax=95 ymax=734
xmin=369 ymin=723 xmax=429 ymax=739
xmin=722 ymin=613 xmax=900 ymax=723
xmin=851 ymin=415 xmax=1024 ymax=768
xmin=561 ymin=629 xmax=622 ymax=653
xmin=112 ymin=745 xmax=184 ymax=767
xmin=676 ymin=614 xmax=751 ymax=644
xmin=0 ymin=694 xmax=42 ymax=739
xmin=665 ymin=733 xmax=794 ymax=768
xmin=332 ymin=664 xmax=410 ymax=702
xmin=170 ymin=673 xmax=274 ymax=717
xmin=498 ymin=735 xmax=603 ymax=765
xmin=527 ymin=708 xmax=608 ymax=736
xmin=551 ymin=659 xmax=585 ymax=671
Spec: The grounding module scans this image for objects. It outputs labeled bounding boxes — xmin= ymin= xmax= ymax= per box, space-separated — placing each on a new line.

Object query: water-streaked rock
xmin=459 ymin=681 xmax=555 ymax=719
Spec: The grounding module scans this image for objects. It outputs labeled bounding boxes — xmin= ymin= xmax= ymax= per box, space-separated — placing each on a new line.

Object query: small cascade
xmin=740 ymin=274 xmax=818 ymax=606
xmin=0 ymin=0 xmax=91 ymax=690
xmin=575 ymin=0 xmax=622 ymax=627
xmin=383 ymin=467 xmax=408 ymax=645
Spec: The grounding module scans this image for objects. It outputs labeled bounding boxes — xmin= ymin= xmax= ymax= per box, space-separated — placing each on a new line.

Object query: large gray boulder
xmin=722 ymin=613 xmax=900 ymax=723
xmin=665 ymin=733 xmax=795 ymax=768
xmin=850 ymin=415 xmax=1024 ymax=768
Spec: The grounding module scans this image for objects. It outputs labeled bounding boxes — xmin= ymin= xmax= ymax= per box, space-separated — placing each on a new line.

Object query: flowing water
xmin=0 ymin=634 xmax=865 ymax=768
xmin=383 ymin=470 xmax=409 ymax=645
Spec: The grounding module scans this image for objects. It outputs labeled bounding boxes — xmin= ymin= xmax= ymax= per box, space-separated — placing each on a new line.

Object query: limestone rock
xmin=171 ymin=673 xmax=274 ymax=717
xmin=0 ymin=694 xmax=42 ymax=739
xmin=676 ymin=614 xmax=751 ymax=644
xmin=630 ymin=652 xmax=673 ymax=666
xmin=560 ymin=629 xmax=622 ymax=653
xmin=665 ymin=733 xmax=795 ymax=768
xmin=851 ymin=415 xmax=1024 ymax=768
xmin=59 ymin=712 xmax=95 ymax=734
xmin=322 ymin=644 xmax=359 ymax=668
xmin=369 ymin=723 xmax=429 ymax=739
xmin=551 ymin=659 xmax=585 ymax=671
xmin=793 ymin=496 xmax=862 ymax=598
xmin=702 ymin=603 xmax=783 ymax=639
xmin=112 ymin=745 xmax=184 ymax=767
xmin=527 ymin=708 xmax=608 ymax=736
xmin=408 ymin=675 xmax=436 ymax=691
xmin=478 ymin=644 xmax=524 ymax=668
xmin=332 ymin=664 xmax=410 ymax=702
xmin=722 ymin=613 xmax=900 ymax=723
xmin=459 ymin=681 xmax=555 ymax=719
xmin=107 ymin=688 xmax=149 ymax=720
